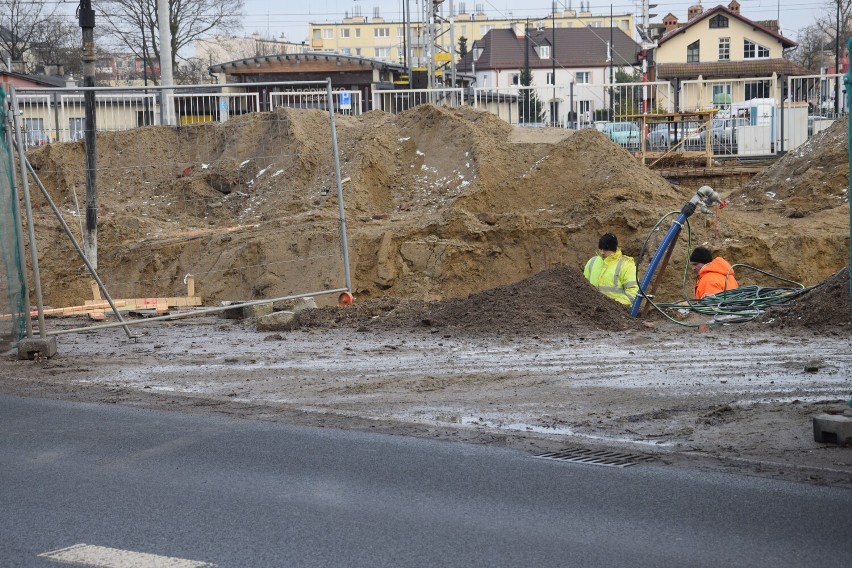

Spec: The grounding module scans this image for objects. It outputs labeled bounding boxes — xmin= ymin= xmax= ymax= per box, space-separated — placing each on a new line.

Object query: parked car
xmin=601 ymin=121 xmax=640 ymax=149
xmin=711 ymin=117 xmax=749 ymax=151
xmin=647 ymin=122 xmax=703 ymax=150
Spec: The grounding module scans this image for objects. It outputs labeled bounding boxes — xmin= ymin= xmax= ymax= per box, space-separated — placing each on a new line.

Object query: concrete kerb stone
xmin=813 ymin=411 xmax=852 ymax=445
xmin=220 ymin=302 xmax=274 ymax=319
xmin=18 ymin=336 xmax=58 ymax=360
xmin=257 ymin=297 xmax=319 ymax=332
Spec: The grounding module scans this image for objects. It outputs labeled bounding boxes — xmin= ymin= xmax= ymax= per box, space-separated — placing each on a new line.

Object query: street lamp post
xmin=835 ymin=0 xmax=843 ymax=116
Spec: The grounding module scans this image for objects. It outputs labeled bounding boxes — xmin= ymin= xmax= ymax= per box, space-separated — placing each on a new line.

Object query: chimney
xmin=687 ymin=4 xmax=704 ymax=20
xmin=663 ymin=14 xmax=678 ymax=32
xmin=512 ymin=22 xmax=526 ymax=38
xmin=727 ymin=1 xmax=740 ymax=15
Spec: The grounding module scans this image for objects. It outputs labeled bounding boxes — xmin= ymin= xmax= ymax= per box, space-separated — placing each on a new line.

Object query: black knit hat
xmin=598 ymin=233 xmax=618 ymax=252
xmin=689 ymin=246 xmax=713 ymax=264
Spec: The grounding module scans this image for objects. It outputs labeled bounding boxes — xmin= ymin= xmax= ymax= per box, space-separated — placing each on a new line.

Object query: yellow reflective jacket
xmin=583 ymin=249 xmax=639 ymax=307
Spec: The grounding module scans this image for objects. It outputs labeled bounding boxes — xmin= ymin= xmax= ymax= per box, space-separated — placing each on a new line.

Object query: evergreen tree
xmin=519 ymin=63 xmax=545 ymax=124
xmin=457 ymin=36 xmax=468 ymax=59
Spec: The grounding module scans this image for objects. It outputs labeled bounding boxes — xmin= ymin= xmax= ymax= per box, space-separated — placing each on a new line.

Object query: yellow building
xmin=309 ymin=5 xmax=634 ymax=66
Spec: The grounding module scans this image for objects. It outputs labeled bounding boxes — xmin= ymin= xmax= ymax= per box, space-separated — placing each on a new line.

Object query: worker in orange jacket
xmin=689 ymin=246 xmax=739 ymax=298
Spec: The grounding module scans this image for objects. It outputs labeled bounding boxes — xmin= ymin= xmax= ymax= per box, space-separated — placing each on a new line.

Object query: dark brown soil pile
xmin=296 ymin=265 xmax=636 ymax=335
xmin=762 ymin=268 xmax=852 ymax=329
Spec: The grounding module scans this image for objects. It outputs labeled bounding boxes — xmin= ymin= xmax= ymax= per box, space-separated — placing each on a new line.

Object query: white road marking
xmin=39 ymin=543 xmax=215 ymax=567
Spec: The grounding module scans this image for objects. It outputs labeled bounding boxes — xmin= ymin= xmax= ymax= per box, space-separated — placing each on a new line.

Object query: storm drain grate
xmin=534 ymin=448 xmax=653 ymax=468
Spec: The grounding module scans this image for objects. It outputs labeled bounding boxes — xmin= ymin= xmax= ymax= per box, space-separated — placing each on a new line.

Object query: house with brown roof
xmin=457 ymin=23 xmax=639 ymax=89
xmin=651 ymin=2 xmax=810 ymax=109
xmin=456 ymin=23 xmax=639 ymax=124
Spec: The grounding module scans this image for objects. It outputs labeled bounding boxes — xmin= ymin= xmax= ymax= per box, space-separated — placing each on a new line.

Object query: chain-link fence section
xmin=0 ymin=88 xmax=28 ymax=351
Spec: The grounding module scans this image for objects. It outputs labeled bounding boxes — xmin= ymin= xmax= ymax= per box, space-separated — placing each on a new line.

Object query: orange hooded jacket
xmin=695 ymin=256 xmax=739 ymax=299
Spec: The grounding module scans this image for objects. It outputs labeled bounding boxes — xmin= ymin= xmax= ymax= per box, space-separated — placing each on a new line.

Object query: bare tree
xmin=32 ymin=17 xmax=82 ymax=76
xmin=791 ymin=24 xmax=834 ymax=71
xmin=815 ymin=0 xmax=852 ymax=63
xmin=0 ymin=0 xmax=58 ymax=72
xmin=98 ymin=0 xmax=244 ymax=83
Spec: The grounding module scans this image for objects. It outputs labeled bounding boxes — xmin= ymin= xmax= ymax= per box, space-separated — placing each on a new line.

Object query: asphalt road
xmin=2 ymin=395 xmax=851 ymax=567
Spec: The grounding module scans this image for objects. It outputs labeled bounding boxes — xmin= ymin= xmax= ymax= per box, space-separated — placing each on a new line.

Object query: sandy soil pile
xmin=22 ymin=104 xmax=850 ymax=328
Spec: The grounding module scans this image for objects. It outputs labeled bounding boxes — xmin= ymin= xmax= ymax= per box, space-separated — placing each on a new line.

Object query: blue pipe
xmin=630 ymin=198 xmax=700 ymax=317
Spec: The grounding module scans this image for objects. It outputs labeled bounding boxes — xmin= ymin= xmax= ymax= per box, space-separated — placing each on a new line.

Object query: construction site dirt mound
xmin=21 ymin=104 xmax=850 ymax=327
xmin=758 ymin=268 xmax=852 ymax=330
xmin=295 ymin=265 xmax=637 ymax=335
xmin=739 ymin=115 xmax=849 ymax=215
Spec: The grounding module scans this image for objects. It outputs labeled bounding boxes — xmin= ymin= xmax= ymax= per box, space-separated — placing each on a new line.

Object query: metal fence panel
xmin=373 ymin=88 xmax=463 ymax=114
xmin=269 ymin=90 xmax=362 ymax=115
xmin=10 ymin=80 xmax=353 ymax=338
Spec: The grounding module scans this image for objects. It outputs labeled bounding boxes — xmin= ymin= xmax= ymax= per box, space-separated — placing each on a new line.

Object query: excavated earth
xmin=1 ymin=106 xmax=850 ymax=487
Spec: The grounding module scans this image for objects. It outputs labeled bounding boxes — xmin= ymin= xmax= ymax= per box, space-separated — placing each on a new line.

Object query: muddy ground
xmin=3 ymin=106 xmax=851 ymax=488
xmin=2 ymin=266 xmax=851 ymax=488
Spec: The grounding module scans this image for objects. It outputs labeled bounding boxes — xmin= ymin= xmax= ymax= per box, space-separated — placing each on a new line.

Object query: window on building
xmin=712 ymin=83 xmax=732 ymax=104
xmin=575 ymin=71 xmax=590 ymax=84
xmin=718 ymin=37 xmax=730 ymax=61
xmin=460 ymin=26 xmax=466 ymax=35
xmin=341 ymin=28 xmax=350 ymax=38
xmin=745 ymin=80 xmax=770 ymax=99
xmin=579 ymin=100 xmax=591 ymax=121
xmin=313 ymin=29 xmax=321 ymax=40
xmin=709 ymin=15 xmax=728 ymax=28
xmin=355 ymin=48 xmax=362 ymax=55
xmin=341 ymin=48 xmax=352 ymax=55
xmin=539 ymin=45 xmax=551 ymax=59
xmin=511 ymin=73 xmax=520 ymax=85
xmin=480 ymin=25 xmax=494 ymax=34
xmin=68 ymin=117 xmax=86 ymax=138
xmin=355 ymin=28 xmax=361 ymax=38
xmin=323 ymin=29 xmax=334 ymax=39
xmin=23 ymin=118 xmax=47 ymax=146
xmin=547 ymin=72 xmax=555 ymax=85
xmin=687 ymin=40 xmax=700 ymax=63
xmin=566 ymin=22 xmax=573 ymax=27
xmin=397 ymin=27 xmax=404 ymax=37
xmin=375 ymin=47 xmax=391 ymax=58
xmin=744 ymin=39 xmax=769 ymax=59
xmin=374 ymin=27 xmax=390 ymax=37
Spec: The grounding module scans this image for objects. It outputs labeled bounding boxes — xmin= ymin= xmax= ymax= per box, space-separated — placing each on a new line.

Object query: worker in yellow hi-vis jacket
xmin=583 ymin=233 xmax=639 ymax=307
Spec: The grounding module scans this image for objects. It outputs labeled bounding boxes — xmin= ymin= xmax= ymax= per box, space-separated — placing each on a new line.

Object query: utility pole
xmin=79 ymin=0 xmax=97 ymax=268
xmin=157 ymin=0 xmax=174 ymax=124
xmin=836 ymin=0 xmax=841 ymax=116
xmin=552 ymin=1 xmax=557 ymax=126
xmin=638 ymin=0 xmax=659 ymax=115
xmin=609 ymin=5 xmax=614 ymax=121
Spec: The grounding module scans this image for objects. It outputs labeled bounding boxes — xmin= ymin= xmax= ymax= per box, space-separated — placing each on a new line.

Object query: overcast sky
xmin=243 ymin=1 xmax=826 ymax=44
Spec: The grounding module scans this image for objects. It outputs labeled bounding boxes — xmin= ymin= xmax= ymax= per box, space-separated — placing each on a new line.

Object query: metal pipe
xmin=8 ymin=87 xmax=47 ymax=337
xmin=46 ymin=288 xmax=350 ymax=336
xmin=326 ymin=79 xmax=353 ymax=292
xmin=23 ymin=158 xmax=134 ymax=339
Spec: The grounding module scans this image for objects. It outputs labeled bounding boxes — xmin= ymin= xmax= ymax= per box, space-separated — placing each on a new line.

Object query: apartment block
xmin=309 ymin=3 xmax=633 ymax=66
